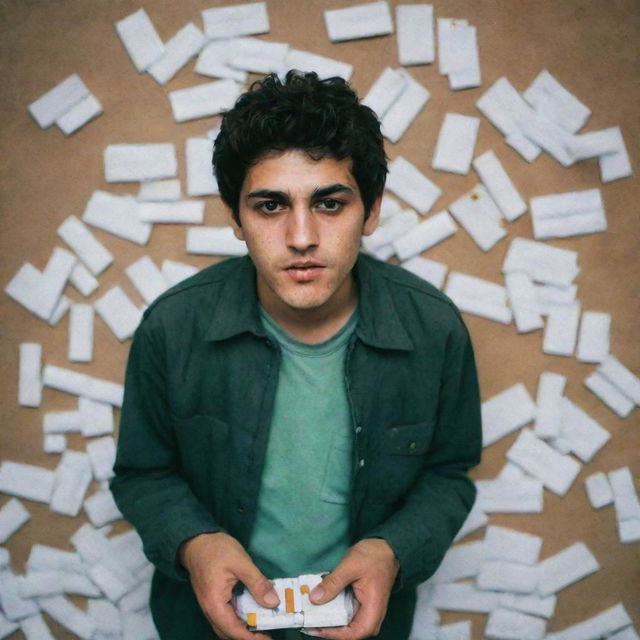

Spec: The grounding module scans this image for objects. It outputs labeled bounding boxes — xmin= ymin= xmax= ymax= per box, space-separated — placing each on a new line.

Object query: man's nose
xmin=286 ymin=206 xmax=319 ymax=252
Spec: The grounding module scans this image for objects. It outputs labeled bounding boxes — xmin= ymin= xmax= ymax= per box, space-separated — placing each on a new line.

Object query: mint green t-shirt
xmin=247 ymin=308 xmax=358 ymax=579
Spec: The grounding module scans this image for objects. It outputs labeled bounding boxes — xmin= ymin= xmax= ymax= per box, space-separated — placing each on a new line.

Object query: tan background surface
xmin=0 ymin=0 xmax=638 ymax=638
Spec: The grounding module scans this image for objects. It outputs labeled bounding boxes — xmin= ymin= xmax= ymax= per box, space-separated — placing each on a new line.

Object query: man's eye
xmin=317 ymin=198 xmax=343 ymax=212
xmin=258 ymin=200 xmax=283 ymax=213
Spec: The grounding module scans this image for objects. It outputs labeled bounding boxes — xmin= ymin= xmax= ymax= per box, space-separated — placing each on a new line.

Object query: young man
xmin=111 ymin=71 xmax=482 ymax=640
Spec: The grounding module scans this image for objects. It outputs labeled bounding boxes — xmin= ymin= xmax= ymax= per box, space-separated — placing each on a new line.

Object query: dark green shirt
xmin=111 ymin=253 xmax=482 ymax=640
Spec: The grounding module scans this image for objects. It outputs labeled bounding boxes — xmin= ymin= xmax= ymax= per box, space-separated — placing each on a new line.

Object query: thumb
xmin=239 ymin=567 xmax=280 ymax=609
xmin=310 ymin=569 xmax=351 ymax=605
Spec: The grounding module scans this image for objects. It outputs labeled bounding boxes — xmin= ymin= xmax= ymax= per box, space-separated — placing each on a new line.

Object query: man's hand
xmin=305 ymin=538 xmax=400 ymax=640
xmin=180 ymin=532 xmax=279 ymax=640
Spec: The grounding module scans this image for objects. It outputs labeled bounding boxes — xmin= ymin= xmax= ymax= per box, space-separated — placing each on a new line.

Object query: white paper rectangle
xmin=0 ymin=461 xmax=56 ymax=504
xmin=83 ymin=190 xmax=152 ymax=245
xmin=148 ymin=22 xmax=206 ymax=85
xmin=39 ymin=595 xmax=97 ymax=639
xmin=546 ymin=603 xmax=632 ymax=640
xmin=114 ymin=8 xmax=164 ymax=72
xmin=476 ymin=477 xmax=544 ymax=514
xmin=385 ymin=156 xmax=441 ymax=215
xmin=484 ymin=526 xmax=542 ymax=566
xmin=68 ymin=304 xmax=94 ymax=363
xmin=449 ymin=185 xmax=506 ymax=252
xmin=400 ymin=256 xmax=448 ymax=290
xmin=0 ymin=499 xmax=30 ymax=544
xmin=104 ymin=143 xmax=177 ymax=183
xmin=505 ymin=272 xmax=543 ymax=333
xmin=169 ymin=79 xmax=242 ymax=123
xmin=559 ymin=398 xmax=610 ymax=462
xmin=138 ymin=178 xmax=181 ymax=202
xmin=28 ymin=74 xmax=89 ymax=128
xmin=506 ymin=428 xmax=581 ymax=496
xmin=56 ymin=93 xmax=103 ymax=135
xmin=597 ymin=355 xmax=640 ymax=405
xmin=84 ymin=490 xmax=122 ymax=528
xmin=537 ymin=542 xmax=600 ymax=597
xmin=392 ymin=210 xmax=457 ymax=261
xmin=477 ymin=560 xmax=538 ymax=595
xmin=125 ymin=256 xmax=170 ymax=306
xmin=161 ymin=259 xmax=199 ymax=286
xmin=445 ymin=272 xmax=512 ymax=325
xmin=50 ymin=451 xmax=93 ymax=517
xmin=20 ymin=613 xmax=55 ymax=640
xmin=69 ymin=263 xmax=99 ymax=297
xmin=482 ymin=383 xmax=536 ymax=447
xmin=57 ymin=215 xmax=114 ymax=275
xmin=523 ymin=69 xmax=590 ymax=134
xmin=533 ymin=372 xmax=566 ymax=439
xmin=18 ymin=343 xmax=42 ymax=408
xmin=485 ymin=608 xmax=546 ymax=640
xmin=432 ymin=113 xmax=480 ymax=175
xmin=543 ymin=303 xmax=581 ymax=356
xmin=137 ymin=200 xmax=205 ymax=224
xmin=324 ymin=1 xmax=393 ymax=42
xmin=585 ymin=472 xmax=614 ymax=509
xmin=43 ymin=365 xmax=123 ymax=407
xmin=430 ymin=582 xmax=501 ymax=614
xmin=599 ymin=127 xmax=632 ymax=183
xmin=79 ymin=397 xmax=114 ymax=437
xmin=473 ymin=150 xmax=527 ymax=221
xmin=396 ymin=4 xmax=434 ymax=66
xmin=530 ymin=188 xmax=606 ymax=240
xmin=43 ymin=434 xmax=66 ymax=454
xmin=94 ymin=286 xmax=144 ymax=342
xmin=86 ymin=437 xmax=117 ymax=482
xmin=363 ymin=209 xmax=419 ymax=255
xmin=0 ymin=571 xmax=40 ymax=621
xmin=503 ymin=237 xmax=579 ymax=287
xmin=186 ymin=137 xmax=218 ymax=196
xmin=499 ymin=593 xmax=556 ymax=620
xmin=202 ymin=2 xmax=269 ymax=39
xmin=431 ymin=541 xmax=485 ymax=583
xmin=608 ymin=467 xmax=640 ymax=522
xmin=584 ymin=372 xmax=635 ymax=418
xmin=43 ymin=410 xmax=82 ymax=434
xmin=362 ymin=67 xmax=408 ymax=119
xmin=186 ymin=226 xmax=248 ymax=256
xmin=380 ymin=70 xmax=430 ymax=143
xmin=577 ymin=311 xmax=610 ymax=363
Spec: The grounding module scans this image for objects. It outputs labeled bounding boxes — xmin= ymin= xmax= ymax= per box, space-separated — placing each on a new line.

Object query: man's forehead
xmin=242 ymin=149 xmax=358 ymax=193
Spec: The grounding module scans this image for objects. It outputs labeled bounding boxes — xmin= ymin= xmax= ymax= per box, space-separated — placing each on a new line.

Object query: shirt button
xmin=359 ymin=459 xmax=365 ymax=468
xmin=236 ymin=503 xmax=245 ymax=513
xmin=409 ymin=442 xmax=417 ymax=451
xmin=355 ymin=426 xmax=362 ymax=434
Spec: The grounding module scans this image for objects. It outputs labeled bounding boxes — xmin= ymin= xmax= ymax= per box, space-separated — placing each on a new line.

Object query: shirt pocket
xmin=371 ymin=420 xmax=435 ymax=504
xmin=172 ymin=413 xmax=229 ymax=510
xmin=320 ymin=430 xmax=353 ymax=505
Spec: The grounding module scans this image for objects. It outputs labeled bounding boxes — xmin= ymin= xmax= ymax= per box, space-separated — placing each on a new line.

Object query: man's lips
xmin=284 ymin=262 xmax=325 ymax=282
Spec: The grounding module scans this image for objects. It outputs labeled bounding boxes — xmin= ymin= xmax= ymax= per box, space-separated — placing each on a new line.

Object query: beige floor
xmin=0 ymin=1 xmax=638 ymax=638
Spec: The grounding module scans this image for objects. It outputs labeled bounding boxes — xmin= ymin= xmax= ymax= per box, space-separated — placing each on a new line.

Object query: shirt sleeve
xmin=110 ymin=318 xmax=223 ymax=581
xmin=362 ymin=316 xmax=482 ymax=588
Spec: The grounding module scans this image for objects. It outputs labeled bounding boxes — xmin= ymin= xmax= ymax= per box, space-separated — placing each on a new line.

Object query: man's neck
xmin=259 ymin=278 xmax=358 ymax=345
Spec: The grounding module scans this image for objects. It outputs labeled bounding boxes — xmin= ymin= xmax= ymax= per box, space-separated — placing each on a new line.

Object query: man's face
xmin=232 ymin=149 xmax=380 ymax=319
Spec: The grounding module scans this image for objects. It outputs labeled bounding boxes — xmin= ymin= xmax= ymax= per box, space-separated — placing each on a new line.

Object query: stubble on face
xmin=232 ymin=150 xmax=380 ymax=339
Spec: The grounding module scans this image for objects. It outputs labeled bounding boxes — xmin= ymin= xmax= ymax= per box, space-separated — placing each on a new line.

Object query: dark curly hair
xmin=213 ymin=70 xmax=387 ymax=225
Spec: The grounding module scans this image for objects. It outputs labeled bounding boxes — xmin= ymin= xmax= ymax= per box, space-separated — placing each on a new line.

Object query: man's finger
xmin=309 ymin=569 xmax=353 ymax=605
xmin=238 ymin=568 xmax=280 ymax=609
xmin=207 ymin=601 xmax=272 ymax=640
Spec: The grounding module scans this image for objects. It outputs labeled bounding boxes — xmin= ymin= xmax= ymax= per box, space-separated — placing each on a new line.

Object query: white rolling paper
xmin=396 ymin=4 xmax=434 ymax=66
xmin=432 ymin=113 xmax=480 ymax=175
xmin=324 ymin=1 xmax=393 ymax=42
xmin=18 ymin=343 xmax=42 ymax=408
xmin=114 ymin=8 xmax=164 ymax=72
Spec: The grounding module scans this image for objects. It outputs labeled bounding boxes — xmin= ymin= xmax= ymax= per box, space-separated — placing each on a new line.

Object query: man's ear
xmin=362 ymin=195 xmax=382 ymax=237
xmin=230 ymin=210 xmax=245 ymax=241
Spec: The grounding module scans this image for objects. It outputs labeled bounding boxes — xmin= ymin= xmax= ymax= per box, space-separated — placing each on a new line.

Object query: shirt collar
xmin=205 ymin=253 xmax=414 ymax=351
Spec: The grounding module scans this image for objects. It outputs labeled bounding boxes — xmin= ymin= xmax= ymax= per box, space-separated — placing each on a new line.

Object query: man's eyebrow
xmin=246 ymin=189 xmax=289 ymax=200
xmin=311 ymin=184 xmax=354 ymax=199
